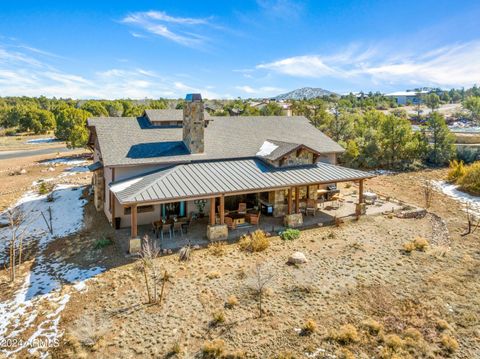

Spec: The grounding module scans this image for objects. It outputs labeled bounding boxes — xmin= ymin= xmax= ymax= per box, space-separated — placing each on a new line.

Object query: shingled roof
xmin=88 ymin=110 xmax=344 ymax=167
xmin=110 ymin=158 xmax=373 ymax=205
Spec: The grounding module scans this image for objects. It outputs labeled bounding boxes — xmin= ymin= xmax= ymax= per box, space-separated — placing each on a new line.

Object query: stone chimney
xmin=183 ymin=93 xmax=205 ymax=154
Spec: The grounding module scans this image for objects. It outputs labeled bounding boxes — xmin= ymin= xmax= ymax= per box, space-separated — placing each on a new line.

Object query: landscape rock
xmin=288 ymin=251 xmax=307 ymax=264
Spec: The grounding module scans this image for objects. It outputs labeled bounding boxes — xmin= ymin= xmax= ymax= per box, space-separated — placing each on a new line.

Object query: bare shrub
xmin=440 ymin=334 xmax=459 ymax=353
xmin=247 ymin=261 xmax=275 ymax=317
xmin=436 ymin=319 xmax=451 ymax=331
xmin=423 ymin=180 xmax=434 ymax=209
xmin=403 ymin=241 xmax=416 ymax=253
xmin=361 ymin=318 xmax=383 ymax=335
xmin=225 ymin=295 xmax=239 ymax=309
xmin=68 ymin=313 xmax=110 ymax=348
xmin=201 ymin=338 xmax=225 ymax=358
xmin=211 ymin=309 xmax=226 ymax=326
xmin=239 ymin=230 xmax=269 ymax=252
xmin=383 ymin=333 xmax=405 ymax=350
xmin=178 ymin=245 xmax=191 ymax=261
xmin=413 ymin=237 xmax=429 ymax=251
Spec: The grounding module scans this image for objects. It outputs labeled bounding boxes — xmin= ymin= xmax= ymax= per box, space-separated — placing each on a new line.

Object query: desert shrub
xmin=403 ymin=327 xmax=422 ymax=341
xmin=238 ymin=230 xmax=269 ymax=252
xmin=301 ymin=319 xmax=317 ymax=336
xmin=447 ymin=160 xmax=466 ymax=182
xmin=5 ymin=129 xmax=17 ymax=136
xmin=275 ymin=352 xmax=297 ymax=359
xmin=94 ymin=237 xmax=112 ymax=249
xmin=211 ymin=309 xmax=226 ymax=325
xmin=280 ymin=228 xmax=301 ymax=241
xmin=38 ymin=181 xmax=53 ymax=195
xmin=201 ymin=339 xmax=225 ymax=358
xmin=330 ymin=324 xmax=360 ymax=344
xmin=440 ymin=334 xmax=459 ymax=353
xmin=458 ymin=161 xmax=480 ymax=194
xmin=362 ymin=318 xmax=383 ymax=335
xmin=168 ymin=341 xmax=181 ymax=355
xmin=225 ymin=295 xmax=239 ymax=309
xmin=207 ymin=271 xmax=221 ymax=279
xmin=436 ymin=319 xmax=451 ymax=331
xmin=403 ymin=241 xmax=416 ymax=253
xmin=223 ymin=350 xmax=246 ymax=359
xmin=456 ymin=146 xmax=480 ymax=164
xmin=413 ymin=237 xmax=429 ymax=251
xmin=383 ymin=334 xmax=405 ymax=349
xmin=208 ymin=241 xmax=227 ymax=256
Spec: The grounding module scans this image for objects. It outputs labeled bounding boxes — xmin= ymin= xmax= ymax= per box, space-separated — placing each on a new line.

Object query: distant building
xmin=385 ymin=90 xmax=428 ymax=105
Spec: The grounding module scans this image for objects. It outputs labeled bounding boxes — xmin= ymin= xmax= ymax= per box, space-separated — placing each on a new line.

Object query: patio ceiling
xmin=110 ymin=159 xmax=374 ymax=206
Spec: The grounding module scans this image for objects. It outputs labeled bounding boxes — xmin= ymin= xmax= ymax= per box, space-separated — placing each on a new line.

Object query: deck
xmin=115 ymin=191 xmax=403 ymax=254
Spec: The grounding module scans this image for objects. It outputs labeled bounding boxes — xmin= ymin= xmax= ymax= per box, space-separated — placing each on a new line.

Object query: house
xmin=385 ymin=90 xmax=428 ymax=105
xmin=87 ymin=94 xmax=373 ymax=252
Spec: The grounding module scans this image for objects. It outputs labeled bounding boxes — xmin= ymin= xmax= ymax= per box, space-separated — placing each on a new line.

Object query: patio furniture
xmin=180 ymin=218 xmax=191 ymax=233
xmin=160 ymin=223 xmax=172 ymax=241
xmin=173 ymin=221 xmax=184 ymax=238
xmin=224 ymin=216 xmax=236 ymax=229
xmin=305 ymin=199 xmax=316 ymax=216
xmin=237 ymin=202 xmax=247 ymax=215
xmin=246 ymin=211 xmax=260 ymax=225
xmin=228 ymin=213 xmax=245 ymax=227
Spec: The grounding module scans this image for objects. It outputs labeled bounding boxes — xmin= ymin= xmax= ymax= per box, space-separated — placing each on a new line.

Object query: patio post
xmin=131 ymin=204 xmax=138 ymax=238
xmin=295 ymin=186 xmax=300 ymax=214
xmin=287 ymin=188 xmax=292 ymax=215
xmin=359 ymin=179 xmax=365 ymax=204
xmin=220 ymin=195 xmax=225 ymax=225
xmin=210 ymin=197 xmax=216 ymax=225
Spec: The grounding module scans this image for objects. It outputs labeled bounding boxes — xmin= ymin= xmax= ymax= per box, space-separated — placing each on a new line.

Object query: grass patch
xmin=201 ymin=339 xmax=225 ymax=358
xmin=300 ymin=319 xmax=317 ymax=336
xmin=239 ymin=230 xmax=269 ymax=252
xmin=329 ymin=324 xmax=360 ymax=344
xmin=208 ymin=241 xmax=227 ymax=256
xmin=94 ymin=237 xmax=113 ymax=249
xmin=280 ymin=228 xmax=300 ymax=241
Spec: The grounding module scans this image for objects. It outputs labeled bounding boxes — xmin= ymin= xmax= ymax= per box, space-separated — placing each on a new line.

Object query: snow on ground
xmin=432 ymin=180 xmax=480 ymax=217
xmin=370 ymin=169 xmax=398 ymax=176
xmin=0 ymin=183 xmax=104 ymax=358
xmin=26 ymin=138 xmax=58 ymax=144
xmin=41 ymin=157 xmax=88 ymax=166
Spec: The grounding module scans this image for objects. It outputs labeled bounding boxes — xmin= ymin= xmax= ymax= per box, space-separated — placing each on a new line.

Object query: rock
xmin=47 ymin=166 xmax=55 ymax=172
xmin=19 ymin=168 xmax=27 ymax=174
xmin=288 ymin=251 xmax=307 ymax=264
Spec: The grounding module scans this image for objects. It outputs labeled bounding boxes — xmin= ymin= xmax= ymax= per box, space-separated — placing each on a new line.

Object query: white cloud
xmin=235 ymin=85 xmax=285 ymax=96
xmin=256 ymin=41 xmax=480 ymax=87
xmin=121 ymin=10 xmax=213 ymax=47
xmin=0 ymin=43 xmax=222 ymax=99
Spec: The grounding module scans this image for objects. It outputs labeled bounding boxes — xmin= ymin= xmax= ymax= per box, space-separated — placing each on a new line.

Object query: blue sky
xmin=0 ymin=0 xmax=479 ymax=99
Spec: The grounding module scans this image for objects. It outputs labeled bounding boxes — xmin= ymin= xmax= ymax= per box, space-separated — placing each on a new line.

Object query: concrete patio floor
xmin=115 ymin=190 xmax=404 ymax=254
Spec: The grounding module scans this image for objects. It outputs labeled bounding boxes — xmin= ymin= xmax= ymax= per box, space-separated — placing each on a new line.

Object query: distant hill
xmin=273 ymin=87 xmax=337 ymax=100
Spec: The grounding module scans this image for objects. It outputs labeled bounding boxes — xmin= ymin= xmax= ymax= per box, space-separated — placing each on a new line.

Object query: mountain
xmin=273 ymin=87 xmax=337 ymax=100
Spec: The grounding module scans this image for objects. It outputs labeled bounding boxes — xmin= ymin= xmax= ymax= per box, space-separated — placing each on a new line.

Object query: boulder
xmin=288 ymin=251 xmax=307 ymax=265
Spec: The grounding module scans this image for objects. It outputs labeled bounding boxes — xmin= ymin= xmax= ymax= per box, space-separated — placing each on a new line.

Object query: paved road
xmin=0 ymin=146 xmax=72 ymax=160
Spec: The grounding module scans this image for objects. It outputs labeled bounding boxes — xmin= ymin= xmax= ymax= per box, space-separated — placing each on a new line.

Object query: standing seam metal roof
xmin=111 ymin=159 xmax=373 ymax=204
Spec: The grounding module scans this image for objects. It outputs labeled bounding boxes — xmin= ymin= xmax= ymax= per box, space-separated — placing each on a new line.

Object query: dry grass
xmin=201 ymin=339 xmax=225 ymax=358
xmin=207 ymin=270 xmax=221 ymax=279
xmin=383 ymin=333 xmax=405 ymax=350
xmin=413 ymin=237 xmax=429 ymax=251
xmin=225 ymin=295 xmax=239 ymax=309
xmin=336 ymin=348 xmax=355 ymax=359
xmin=301 ymin=319 xmax=317 ymax=336
xmin=329 ymin=324 xmax=360 ymax=344
xmin=208 ymin=241 xmax=227 ymax=256
xmin=211 ymin=309 xmax=226 ymax=325
xmin=440 ymin=334 xmax=459 ymax=353
xmin=436 ymin=319 xmax=451 ymax=331
xmin=361 ymin=318 xmax=383 ymax=335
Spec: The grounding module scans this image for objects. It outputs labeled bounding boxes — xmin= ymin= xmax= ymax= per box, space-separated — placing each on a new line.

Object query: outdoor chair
xmin=237 ymin=202 xmax=247 ymax=215
xmin=224 ymin=216 xmax=236 ymax=229
xmin=160 ymin=223 xmax=172 ymax=241
xmin=180 ymin=218 xmax=191 ymax=234
xmin=247 ymin=212 xmax=260 ymax=226
xmin=173 ymin=221 xmax=184 ymax=238
xmin=306 ymin=199 xmax=316 ymax=216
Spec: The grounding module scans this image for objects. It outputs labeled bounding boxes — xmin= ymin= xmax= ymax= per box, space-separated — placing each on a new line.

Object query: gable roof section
xmin=256 ymin=139 xmax=320 ymax=161
xmin=111 ymin=158 xmax=373 ymax=205
xmin=88 ymin=110 xmax=344 ymax=167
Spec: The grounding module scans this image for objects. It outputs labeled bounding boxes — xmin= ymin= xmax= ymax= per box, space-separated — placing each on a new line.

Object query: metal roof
xmin=88 ymin=111 xmax=345 ymax=167
xmin=111 ymin=159 xmax=373 ymax=205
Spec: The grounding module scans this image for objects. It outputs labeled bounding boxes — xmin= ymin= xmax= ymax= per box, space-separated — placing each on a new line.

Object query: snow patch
xmin=256 ymin=141 xmax=279 ymax=156
xmin=432 ymin=180 xmax=480 ymax=217
xmin=41 ymin=157 xmax=87 ymax=166
xmin=110 ymin=177 xmax=143 ymax=193
xmin=26 ymin=138 xmax=57 ymax=144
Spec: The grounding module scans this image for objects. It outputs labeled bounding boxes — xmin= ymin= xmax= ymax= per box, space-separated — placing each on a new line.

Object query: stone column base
xmin=129 ymin=237 xmax=141 ymax=254
xmin=207 ymin=224 xmax=228 ymax=241
xmin=355 ymin=203 xmax=366 ymax=216
xmin=284 ymin=213 xmax=303 ymax=228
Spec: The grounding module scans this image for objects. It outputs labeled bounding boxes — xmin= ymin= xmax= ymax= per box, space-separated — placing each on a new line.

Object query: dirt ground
xmin=39 ymin=168 xmax=479 ymax=359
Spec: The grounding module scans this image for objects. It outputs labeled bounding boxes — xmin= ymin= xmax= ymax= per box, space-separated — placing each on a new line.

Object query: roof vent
xmin=185 ymin=93 xmax=202 ymax=102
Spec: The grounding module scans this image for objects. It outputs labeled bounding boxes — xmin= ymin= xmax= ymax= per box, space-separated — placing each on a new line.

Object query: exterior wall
xmin=92 ymin=169 xmax=104 ymax=211
xmin=103 ymin=166 xmax=113 ymax=223
xmin=318 ymin=153 xmax=337 ymax=165
xmin=118 ymin=204 xmax=162 ymax=229
xmin=268 ymin=190 xmax=287 ymax=217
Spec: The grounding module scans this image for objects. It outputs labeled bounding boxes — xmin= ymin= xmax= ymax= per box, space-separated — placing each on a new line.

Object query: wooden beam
xmin=131 ymin=204 xmax=137 ymax=238
xmin=220 ymin=195 xmax=225 ymax=225
xmin=110 ymin=167 xmax=115 ymax=227
xmin=287 ymin=188 xmax=292 ymax=215
xmin=295 ymin=186 xmax=300 ymax=214
xmin=359 ymin=179 xmax=365 ymax=204
xmin=210 ymin=197 xmax=216 ymax=225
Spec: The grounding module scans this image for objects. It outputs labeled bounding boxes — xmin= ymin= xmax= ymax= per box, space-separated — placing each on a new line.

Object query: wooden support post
xmin=220 ymin=195 xmax=225 ymax=225
xmin=210 ymin=197 xmax=216 ymax=226
xmin=110 ymin=168 xmax=116 ymax=227
xmin=359 ymin=179 xmax=365 ymax=204
xmin=295 ymin=186 xmax=300 ymax=214
xmin=287 ymin=188 xmax=292 ymax=215
xmin=131 ymin=204 xmax=138 ymax=238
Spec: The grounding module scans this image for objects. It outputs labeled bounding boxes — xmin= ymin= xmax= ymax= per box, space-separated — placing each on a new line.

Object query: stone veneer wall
xmin=183 ymin=100 xmax=205 ymax=154
xmin=93 ymin=169 xmax=104 ymax=212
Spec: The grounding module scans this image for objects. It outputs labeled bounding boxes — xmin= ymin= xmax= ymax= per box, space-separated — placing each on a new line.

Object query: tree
xmin=248 ymin=262 xmax=274 ymax=318
xmin=260 ymin=102 xmax=283 ymax=116
xmin=463 ymin=96 xmax=480 ymax=123
xmin=425 ymin=112 xmax=455 ymax=165
xmin=105 ymin=101 xmax=124 ymax=117
xmin=424 ymin=93 xmax=441 ymax=112
xmin=321 ymin=104 xmax=354 ymax=143
xmin=4 ymin=208 xmax=31 ymax=282
xmin=378 ymin=114 xmax=416 ymax=168
xmin=80 ymin=101 xmax=108 ymax=117
xmin=18 ymin=108 xmax=55 ymax=134
xmin=55 ymin=107 xmax=91 ymax=148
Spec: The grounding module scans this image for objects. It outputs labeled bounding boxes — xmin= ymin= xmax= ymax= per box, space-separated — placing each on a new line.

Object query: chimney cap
xmin=185 ymin=93 xmax=202 ymax=102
